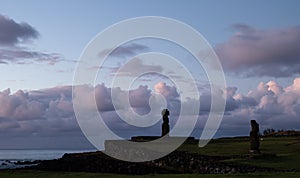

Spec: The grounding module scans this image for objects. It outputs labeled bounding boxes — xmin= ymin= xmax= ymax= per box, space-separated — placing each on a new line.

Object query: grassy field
xmin=179 ymin=136 xmax=300 ymax=171
xmin=1 ymin=136 xmax=299 ymax=177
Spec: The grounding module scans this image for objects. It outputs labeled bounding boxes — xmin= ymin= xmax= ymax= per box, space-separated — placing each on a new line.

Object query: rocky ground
xmin=0 ymin=160 xmax=40 ymax=169
xmin=32 ymin=150 xmax=276 ymax=174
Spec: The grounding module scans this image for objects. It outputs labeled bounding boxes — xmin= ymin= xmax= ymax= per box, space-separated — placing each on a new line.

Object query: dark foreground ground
xmin=1 ymin=136 xmax=299 ymax=177
xmin=1 ymin=170 xmax=300 ymax=178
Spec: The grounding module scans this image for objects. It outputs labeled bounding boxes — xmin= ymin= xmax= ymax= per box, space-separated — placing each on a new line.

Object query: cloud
xmin=189 ymin=78 xmax=300 ymax=137
xmin=0 ymin=14 xmax=39 ymax=46
xmin=0 ymin=117 xmax=19 ymax=130
xmin=0 ymin=86 xmax=85 ymax=148
xmin=98 ymin=43 xmax=148 ymax=58
xmin=154 ymin=82 xmax=179 ymax=99
xmin=0 ymin=47 xmax=63 ymax=65
xmin=0 ymin=14 xmax=63 ymax=65
xmin=216 ymin=24 xmax=300 ymax=77
xmin=222 ymin=78 xmax=300 ymax=133
xmin=129 ymin=85 xmax=152 ymax=108
xmin=1 ymin=79 xmax=300 ymax=148
xmin=0 ymin=89 xmax=46 ymax=121
xmin=112 ymin=57 xmax=163 ymax=77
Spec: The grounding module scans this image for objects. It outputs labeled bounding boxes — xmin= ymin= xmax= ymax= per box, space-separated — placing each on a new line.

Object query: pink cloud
xmin=1 ymin=79 xmax=300 ymax=148
xmin=216 ymin=24 xmax=300 ymax=77
xmin=154 ymin=82 xmax=179 ymax=99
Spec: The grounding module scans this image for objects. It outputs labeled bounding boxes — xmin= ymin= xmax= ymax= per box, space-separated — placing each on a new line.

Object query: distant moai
xmin=161 ymin=109 xmax=170 ymax=137
xmin=249 ymin=120 xmax=260 ymax=153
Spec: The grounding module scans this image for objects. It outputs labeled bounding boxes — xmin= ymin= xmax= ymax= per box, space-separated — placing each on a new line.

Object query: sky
xmin=0 ymin=0 xmax=300 ymax=149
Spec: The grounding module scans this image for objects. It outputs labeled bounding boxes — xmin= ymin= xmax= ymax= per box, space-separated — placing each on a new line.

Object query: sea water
xmin=0 ymin=149 xmax=96 ymax=169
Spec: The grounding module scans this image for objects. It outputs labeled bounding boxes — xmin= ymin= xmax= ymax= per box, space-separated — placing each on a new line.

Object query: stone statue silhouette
xmin=161 ymin=109 xmax=170 ymax=137
xmin=249 ymin=120 xmax=260 ymax=153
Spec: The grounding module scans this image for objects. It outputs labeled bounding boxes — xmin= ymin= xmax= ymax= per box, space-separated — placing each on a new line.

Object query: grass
xmin=179 ymin=137 xmax=251 ymax=156
xmin=1 ymin=136 xmax=299 ymax=177
xmin=1 ymin=170 xmax=300 ymax=178
xmin=179 ymin=136 xmax=300 ymax=171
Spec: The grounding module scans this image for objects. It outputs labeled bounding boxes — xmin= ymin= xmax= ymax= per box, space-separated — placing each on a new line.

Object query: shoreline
xmin=1 ymin=136 xmax=299 ymax=174
xmin=0 ymin=160 xmax=40 ymax=170
xmin=0 ymin=149 xmax=96 ymax=170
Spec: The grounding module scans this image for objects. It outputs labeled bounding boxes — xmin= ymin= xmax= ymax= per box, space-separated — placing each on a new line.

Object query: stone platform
xmin=130 ymin=136 xmax=197 ymax=144
xmin=104 ymin=136 xmax=198 ymax=162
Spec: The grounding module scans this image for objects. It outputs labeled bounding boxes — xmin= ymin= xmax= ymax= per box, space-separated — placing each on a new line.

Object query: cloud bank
xmin=1 ymin=78 xmax=300 ymax=148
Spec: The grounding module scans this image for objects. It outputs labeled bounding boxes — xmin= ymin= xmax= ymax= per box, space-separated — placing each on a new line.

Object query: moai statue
xmin=161 ymin=109 xmax=170 ymax=137
xmin=249 ymin=120 xmax=260 ymax=153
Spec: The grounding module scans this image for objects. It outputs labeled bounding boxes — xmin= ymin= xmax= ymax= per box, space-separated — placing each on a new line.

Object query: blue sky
xmin=1 ymin=0 xmax=299 ymax=92
xmin=0 ymin=0 xmax=300 ymax=149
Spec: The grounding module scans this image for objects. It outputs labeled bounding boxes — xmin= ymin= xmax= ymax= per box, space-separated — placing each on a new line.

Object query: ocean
xmin=0 ymin=149 xmax=96 ymax=169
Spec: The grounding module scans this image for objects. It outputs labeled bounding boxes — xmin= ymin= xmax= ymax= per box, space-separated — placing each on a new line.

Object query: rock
xmin=33 ymin=150 xmax=276 ymax=174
